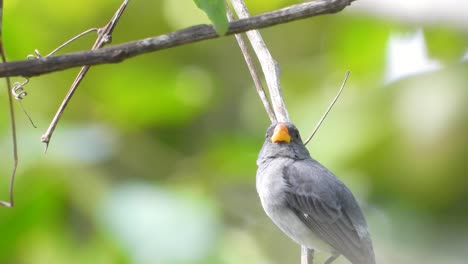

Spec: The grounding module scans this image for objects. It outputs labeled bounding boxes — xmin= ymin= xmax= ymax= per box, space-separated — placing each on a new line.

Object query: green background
xmin=1 ymin=0 xmax=467 ymax=263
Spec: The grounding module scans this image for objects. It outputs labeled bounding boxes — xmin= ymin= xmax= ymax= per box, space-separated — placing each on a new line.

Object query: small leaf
xmin=193 ymin=0 xmax=229 ymax=35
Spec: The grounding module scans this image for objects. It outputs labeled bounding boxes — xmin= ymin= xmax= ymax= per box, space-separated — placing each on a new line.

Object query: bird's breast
xmin=256 ymin=158 xmax=290 ymax=208
xmin=256 ymin=158 xmax=332 ymax=253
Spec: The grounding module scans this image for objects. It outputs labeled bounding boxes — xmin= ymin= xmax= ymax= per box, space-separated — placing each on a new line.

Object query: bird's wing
xmin=283 ymin=159 xmax=375 ymax=264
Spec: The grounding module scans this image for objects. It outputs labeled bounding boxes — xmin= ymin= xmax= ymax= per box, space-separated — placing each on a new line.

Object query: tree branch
xmin=231 ymin=0 xmax=290 ymax=123
xmin=0 ymin=0 xmax=354 ymax=78
xmin=226 ymin=5 xmax=277 ymax=123
xmin=40 ymin=0 xmax=129 ymax=148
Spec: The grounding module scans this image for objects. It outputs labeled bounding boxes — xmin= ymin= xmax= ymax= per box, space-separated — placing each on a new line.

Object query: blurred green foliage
xmin=0 ymin=0 xmax=467 ymax=264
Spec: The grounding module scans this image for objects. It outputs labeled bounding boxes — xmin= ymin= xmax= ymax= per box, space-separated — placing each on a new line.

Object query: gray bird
xmin=256 ymin=122 xmax=375 ymax=264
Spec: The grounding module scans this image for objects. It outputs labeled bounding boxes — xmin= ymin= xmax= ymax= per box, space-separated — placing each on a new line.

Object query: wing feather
xmin=283 ymin=159 xmax=375 ymax=264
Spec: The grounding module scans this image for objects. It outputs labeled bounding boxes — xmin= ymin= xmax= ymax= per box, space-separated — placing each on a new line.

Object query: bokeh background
xmin=1 ymin=0 xmax=467 ymax=263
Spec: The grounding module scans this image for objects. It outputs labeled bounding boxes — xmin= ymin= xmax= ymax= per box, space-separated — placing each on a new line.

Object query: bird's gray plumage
xmin=256 ymin=122 xmax=375 ymax=264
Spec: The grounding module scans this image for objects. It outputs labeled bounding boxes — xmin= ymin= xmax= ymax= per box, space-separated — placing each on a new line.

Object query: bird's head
xmin=258 ymin=122 xmax=310 ymax=162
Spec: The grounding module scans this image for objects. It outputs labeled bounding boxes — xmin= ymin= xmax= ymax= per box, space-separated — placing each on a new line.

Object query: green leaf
xmin=193 ymin=0 xmax=229 ymax=35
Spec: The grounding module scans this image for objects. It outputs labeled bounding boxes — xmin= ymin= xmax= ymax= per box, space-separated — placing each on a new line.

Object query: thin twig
xmin=226 ymin=4 xmax=276 ymax=123
xmin=0 ymin=0 xmax=355 ymax=78
xmin=29 ymin=28 xmax=99 ymax=60
xmin=0 ymin=46 xmax=18 ymax=208
xmin=301 ymin=247 xmax=314 ymax=264
xmin=17 ymin=101 xmax=37 ymax=128
xmin=11 ymin=78 xmax=37 ymax=127
xmin=19 ymin=28 xmax=99 ymax=133
xmin=304 ymin=70 xmax=350 ymax=145
xmin=10 ymin=28 xmax=98 ymax=106
xmin=41 ymin=0 xmax=130 ymax=149
xmin=230 ymin=0 xmax=290 ymax=122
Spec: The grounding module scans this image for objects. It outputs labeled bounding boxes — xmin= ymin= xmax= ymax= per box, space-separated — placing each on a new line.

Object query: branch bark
xmin=230 ymin=0 xmax=290 ymax=123
xmin=226 ymin=6 xmax=277 ymax=123
xmin=0 ymin=0 xmax=354 ymax=78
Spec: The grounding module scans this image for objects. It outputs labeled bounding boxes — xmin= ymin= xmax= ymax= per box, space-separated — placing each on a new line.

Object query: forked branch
xmin=225 ymin=6 xmax=276 ymax=122
xmin=41 ymin=0 xmax=129 ymax=148
xmin=230 ymin=0 xmax=290 ymax=123
xmin=0 ymin=0 xmax=354 ymax=78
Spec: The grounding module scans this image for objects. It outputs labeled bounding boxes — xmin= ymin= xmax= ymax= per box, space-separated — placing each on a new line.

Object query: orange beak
xmin=271 ymin=123 xmax=291 ymax=143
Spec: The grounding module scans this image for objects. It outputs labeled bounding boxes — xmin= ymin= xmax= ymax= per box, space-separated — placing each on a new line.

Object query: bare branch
xmin=41 ymin=0 xmax=129 ymax=148
xmin=304 ymin=70 xmax=349 ymax=145
xmin=226 ymin=5 xmax=276 ymax=123
xmin=230 ymin=0 xmax=291 ymax=122
xmin=0 ymin=0 xmax=18 ymax=208
xmin=31 ymin=28 xmax=99 ymax=59
xmin=0 ymin=0 xmax=354 ymax=78
xmin=0 ymin=49 xmax=18 ymax=208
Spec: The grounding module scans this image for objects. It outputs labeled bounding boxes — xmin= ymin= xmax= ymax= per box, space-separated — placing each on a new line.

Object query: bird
xmin=256 ymin=122 xmax=375 ymax=264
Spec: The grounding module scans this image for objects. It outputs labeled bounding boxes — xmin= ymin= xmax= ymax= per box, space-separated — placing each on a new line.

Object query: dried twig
xmin=225 ymin=5 xmax=276 ymax=122
xmin=0 ymin=47 xmax=18 ymax=208
xmin=230 ymin=0 xmax=290 ymax=122
xmin=41 ymin=0 xmax=129 ymax=149
xmin=304 ymin=70 xmax=349 ymax=145
xmin=0 ymin=0 xmax=354 ymax=78
xmin=11 ymin=28 xmax=99 ymax=101
xmin=0 ymin=0 xmax=18 ymax=208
